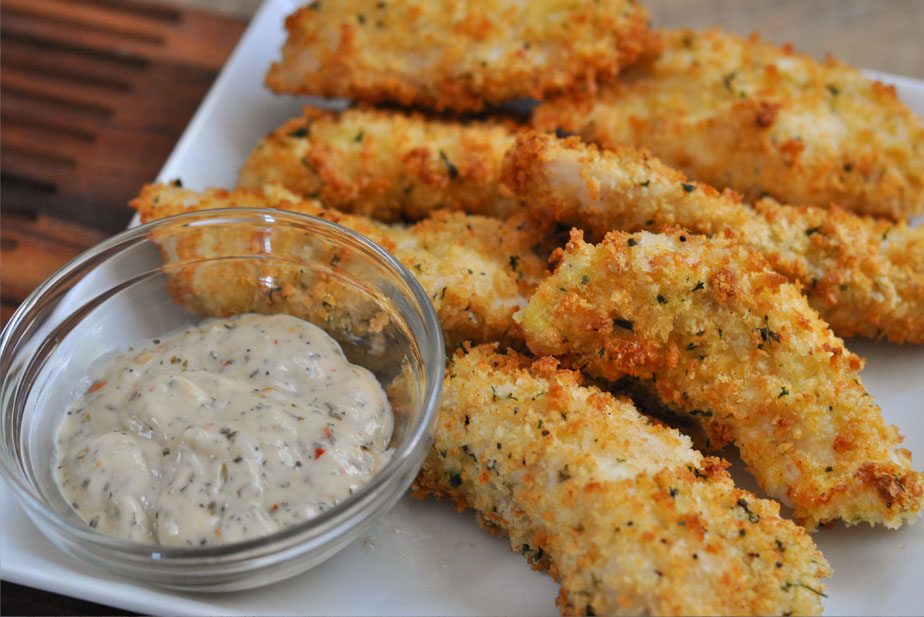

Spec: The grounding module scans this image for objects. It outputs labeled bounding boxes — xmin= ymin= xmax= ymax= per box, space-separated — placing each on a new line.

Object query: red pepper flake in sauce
xmin=87 ymin=380 xmax=107 ymax=393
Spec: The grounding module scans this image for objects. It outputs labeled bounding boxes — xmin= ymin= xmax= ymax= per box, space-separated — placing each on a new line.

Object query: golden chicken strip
xmin=515 ymin=229 xmax=924 ymax=529
xmin=414 ymin=344 xmax=830 ymax=616
xmin=265 ymin=0 xmax=655 ymax=112
xmin=131 ymin=183 xmax=548 ymax=349
xmin=503 ymin=132 xmax=924 ymax=343
xmin=532 ymin=28 xmax=924 ymax=220
xmin=238 ymin=106 xmax=521 ymax=222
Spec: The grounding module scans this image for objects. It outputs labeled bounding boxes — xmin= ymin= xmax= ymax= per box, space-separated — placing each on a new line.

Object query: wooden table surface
xmin=0 ymin=1 xmax=921 ymax=615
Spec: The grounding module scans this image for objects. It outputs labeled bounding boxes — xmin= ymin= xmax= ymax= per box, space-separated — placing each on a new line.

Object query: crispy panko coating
xmin=503 ymin=132 xmax=924 ymax=343
xmin=265 ymin=0 xmax=654 ymax=112
xmin=238 ymin=106 xmax=521 ymax=222
xmin=414 ymin=344 xmax=830 ymax=616
xmin=532 ymin=28 xmax=924 ymax=220
xmin=515 ymin=229 xmax=924 ymax=529
xmin=131 ymin=183 xmax=548 ymax=349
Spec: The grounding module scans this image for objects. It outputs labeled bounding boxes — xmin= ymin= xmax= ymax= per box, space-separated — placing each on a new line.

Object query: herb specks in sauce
xmin=54 ymin=314 xmax=393 ymax=546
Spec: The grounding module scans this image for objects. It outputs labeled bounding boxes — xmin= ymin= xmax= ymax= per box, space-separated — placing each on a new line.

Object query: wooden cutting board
xmin=0 ymin=0 xmax=247 ymax=328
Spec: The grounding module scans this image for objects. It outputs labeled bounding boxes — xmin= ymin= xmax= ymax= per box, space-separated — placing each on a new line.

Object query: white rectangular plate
xmin=2 ymin=0 xmax=923 ymax=614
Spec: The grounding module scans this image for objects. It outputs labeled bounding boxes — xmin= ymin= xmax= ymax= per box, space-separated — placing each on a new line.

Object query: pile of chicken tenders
xmin=131 ymin=2 xmax=924 ymax=614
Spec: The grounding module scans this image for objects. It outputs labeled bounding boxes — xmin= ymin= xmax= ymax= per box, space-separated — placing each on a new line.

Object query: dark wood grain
xmin=0 ymin=0 xmax=245 ymax=232
xmin=0 ymin=0 xmax=245 ymax=333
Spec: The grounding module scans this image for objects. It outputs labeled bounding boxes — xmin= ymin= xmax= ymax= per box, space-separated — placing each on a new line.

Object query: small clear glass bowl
xmin=0 ymin=208 xmax=444 ymax=591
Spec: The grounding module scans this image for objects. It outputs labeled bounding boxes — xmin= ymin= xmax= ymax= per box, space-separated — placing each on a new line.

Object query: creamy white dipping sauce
xmin=54 ymin=313 xmax=393 ymax=546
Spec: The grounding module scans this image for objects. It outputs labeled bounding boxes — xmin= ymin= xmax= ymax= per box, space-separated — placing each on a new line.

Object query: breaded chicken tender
xmin=265 ymin=0 xmax=655 ymax=112
xmin=414 ymin=344 xmax=830 ymax=616
xmin=503 ymin=132 xmax=924 ymax=343
xmin=238 ymin=106 xmax=521 ymax=222
xmin=131 ymin=183 xmax=548 ymax=349
xmin=532 ymin=28 xmax=924 ymax=220
xmin=515 ymin=229 xmax=924 ymax=529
